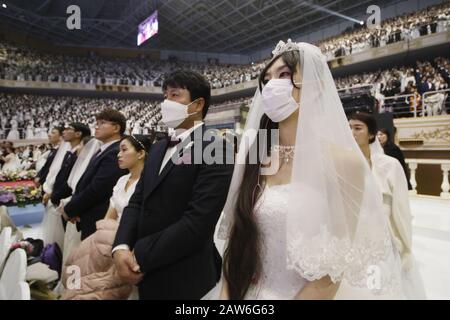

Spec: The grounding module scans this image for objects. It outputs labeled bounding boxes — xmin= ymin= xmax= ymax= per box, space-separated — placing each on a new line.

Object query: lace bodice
xmin=245 ymin=184 xmax=307 ymax=300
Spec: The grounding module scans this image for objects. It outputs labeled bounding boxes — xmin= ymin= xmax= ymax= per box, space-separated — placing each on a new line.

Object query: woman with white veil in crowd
xmin=214 ymin=39 xmax=404 ymax=300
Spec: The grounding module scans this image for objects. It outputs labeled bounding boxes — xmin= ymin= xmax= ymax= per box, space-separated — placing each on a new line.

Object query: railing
xmin=338 ymin=87 xmax=450 ymax=118
xmin=380 ymin=92 xmax=421 ymax=118
xmin=337 ymin=83 xmax=375 ymax=93
xmin=406 ymin=159 xmax=450 ymax=199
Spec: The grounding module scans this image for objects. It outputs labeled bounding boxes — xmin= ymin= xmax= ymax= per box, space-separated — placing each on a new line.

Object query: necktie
xmin=87 ymin=148 xmax=101 ymax=168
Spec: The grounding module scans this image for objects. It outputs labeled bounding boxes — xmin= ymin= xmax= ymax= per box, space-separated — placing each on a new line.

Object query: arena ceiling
xmin=0 ymin=0 xmax=396 ymax=54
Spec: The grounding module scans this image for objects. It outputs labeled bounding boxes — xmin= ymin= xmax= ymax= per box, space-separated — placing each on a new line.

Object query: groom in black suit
xmin=113 ymin=71 xmax=234 ymax=299
xmin=62 ymin=109 xmax=128 ymax=240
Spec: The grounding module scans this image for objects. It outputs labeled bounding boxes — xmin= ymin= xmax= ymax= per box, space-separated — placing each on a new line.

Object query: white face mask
xmin=161 ymin=99 xmax=198 ymax=129
xmin=261 ymin=79 xmax=300 ymax=122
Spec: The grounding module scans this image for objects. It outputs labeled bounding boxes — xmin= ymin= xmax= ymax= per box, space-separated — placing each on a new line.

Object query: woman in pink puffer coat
xmin=60 ymin=135 xmax=151 ymax=299
xmin=61 ymin=219 xmax=132 ymax=299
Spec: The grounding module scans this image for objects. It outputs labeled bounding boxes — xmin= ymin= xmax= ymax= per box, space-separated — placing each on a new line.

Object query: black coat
xmin=37 ymin=147 xmax=58 ymax=185
xmin=114 ymin=126 xmax=234 ymax=299
xmin=50 ymin=150 xmax=78 ymax=207
xmin=65 ymin=141 xmax=127 ymax=239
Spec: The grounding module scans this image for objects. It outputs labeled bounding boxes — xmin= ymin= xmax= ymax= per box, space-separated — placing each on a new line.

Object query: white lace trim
xmin=286 ymin=225 xmax=402 ymax=295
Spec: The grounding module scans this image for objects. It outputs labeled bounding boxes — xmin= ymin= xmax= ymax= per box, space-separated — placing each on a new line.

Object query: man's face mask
xmin=161 ymin=99 xmax=198 ymax=129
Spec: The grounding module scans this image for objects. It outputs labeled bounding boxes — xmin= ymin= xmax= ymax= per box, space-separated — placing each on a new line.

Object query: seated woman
xmin=1 ymin=147 xmax=20 ymax=172
xmin=60 ymin=135 xmax=151 ymax=300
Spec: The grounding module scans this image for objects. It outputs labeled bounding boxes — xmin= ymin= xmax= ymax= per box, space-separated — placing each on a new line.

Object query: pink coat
xmin=61 ymin=219 xmax=132 ymax=300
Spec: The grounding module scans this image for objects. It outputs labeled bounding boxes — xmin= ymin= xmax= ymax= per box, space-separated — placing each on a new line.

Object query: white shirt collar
xmin=99 ymin=139 xmax=120 ymax=153
xmin=70 ymin=144 xmax=82 ymax=154
xmin=173 ymin=122 xmax=204 ymax=144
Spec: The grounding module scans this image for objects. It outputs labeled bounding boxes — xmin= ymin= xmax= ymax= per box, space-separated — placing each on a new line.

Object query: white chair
xmin=0 ymin=248 xmax=27 ymax=300
xmin=10 ymin=281 xmax=30 ymax=300
xmin=0 ymin=226 xmax=12 ymax=276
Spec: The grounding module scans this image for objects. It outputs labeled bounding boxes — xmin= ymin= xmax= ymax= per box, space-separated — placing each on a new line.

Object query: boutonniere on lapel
xmin=173 ymin=141 xmax=194 ymax=165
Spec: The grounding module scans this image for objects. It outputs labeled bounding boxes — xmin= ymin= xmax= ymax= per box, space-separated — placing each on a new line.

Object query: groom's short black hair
xmin=162 ymin=70 xmax=211 ymax=119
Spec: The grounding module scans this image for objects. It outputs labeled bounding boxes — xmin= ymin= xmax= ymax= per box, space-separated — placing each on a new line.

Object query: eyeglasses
xmin=97 ymin=120 xmax=117 ymax=126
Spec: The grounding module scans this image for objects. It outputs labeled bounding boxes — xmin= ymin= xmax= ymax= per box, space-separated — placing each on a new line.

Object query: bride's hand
xmin=295 ymin=276 xmax=340 ymax=300
xmin=114 ymin=250 xmax=144 ymax=285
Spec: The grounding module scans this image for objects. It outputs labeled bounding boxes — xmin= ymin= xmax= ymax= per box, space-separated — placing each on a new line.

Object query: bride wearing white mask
xmin=215 ymin=40 xmax=404 ymax=300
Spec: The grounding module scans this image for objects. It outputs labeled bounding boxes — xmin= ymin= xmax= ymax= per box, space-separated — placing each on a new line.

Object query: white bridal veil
xmin=218 ymin=40 xmax=403 ymax=295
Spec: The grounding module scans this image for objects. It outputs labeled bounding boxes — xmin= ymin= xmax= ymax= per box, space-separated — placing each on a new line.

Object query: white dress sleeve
xmin=389 ymin=160 xmax=414 ymax=268
xmin=109 ymin=176 xmax=123 ymax=211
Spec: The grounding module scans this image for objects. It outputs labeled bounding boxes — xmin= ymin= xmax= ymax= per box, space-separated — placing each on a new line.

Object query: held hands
xmin=42 ymin=193 xmax=50 ymax=205
xmin=61 ymin=207 xmax=79 ymax=224
xmin=113 ymin=250 xmax=144 ymax=285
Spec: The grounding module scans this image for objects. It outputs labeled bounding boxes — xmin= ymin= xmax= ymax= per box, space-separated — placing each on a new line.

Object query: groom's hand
xmin=113 ymin=250 xmax=144 ymax=285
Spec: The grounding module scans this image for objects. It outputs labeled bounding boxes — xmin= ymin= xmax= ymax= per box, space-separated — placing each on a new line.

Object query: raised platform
xmin=8 ymin=203 xmax=44 ymax=226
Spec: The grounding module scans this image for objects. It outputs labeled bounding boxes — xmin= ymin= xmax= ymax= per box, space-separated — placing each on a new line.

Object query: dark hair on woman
xmin=223 ymin=114 xmax=278 ymax=300
xmin=258 ymin=50 xmax=302 ymax=92
xmin=223 ymin=50 xmax=303 ymax=299
xmin=348 ymin=112 xmax=378 ymax=143
xmin=162 ymin=70 xmax=211 ymax=119
xmin=96 ymin=108 xmax=127 ymax=135
xmin=378 ymin=128 xmax=392 ymax=142
xmin=121 ymin=134 xmax=153 ymax=155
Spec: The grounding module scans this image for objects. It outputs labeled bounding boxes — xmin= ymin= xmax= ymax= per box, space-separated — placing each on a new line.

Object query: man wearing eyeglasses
xmin=62 ymin=109 xmax=128 ymax=240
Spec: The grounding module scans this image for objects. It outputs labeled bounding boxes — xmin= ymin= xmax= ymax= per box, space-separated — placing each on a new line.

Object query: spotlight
xmin=2 ymin=3 xmax=7 ymax=9
xmin=360 ymin=21 xmax=364 ymax=25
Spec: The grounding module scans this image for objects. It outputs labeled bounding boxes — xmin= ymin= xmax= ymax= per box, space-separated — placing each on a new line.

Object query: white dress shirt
xmin=98 ymin=139 xmax=120 ymax=156
xmin=159 ymin=122 xmax=204 ymax=174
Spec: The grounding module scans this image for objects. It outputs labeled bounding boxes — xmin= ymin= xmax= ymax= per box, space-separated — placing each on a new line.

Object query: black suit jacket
xmin=50 ymin=150 xmax=78 ymax=207
xmin=114 ymin=126 xmax=234 ymax=299
xmin=37 ymin=147 xmax=58 ymax=185
xmin=65 ymin=141 xmax=127 ymax=240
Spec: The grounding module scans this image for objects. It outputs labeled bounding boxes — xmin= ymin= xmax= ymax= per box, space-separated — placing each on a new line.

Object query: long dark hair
xmin=223 ymin=49 xmax=300 ymax=300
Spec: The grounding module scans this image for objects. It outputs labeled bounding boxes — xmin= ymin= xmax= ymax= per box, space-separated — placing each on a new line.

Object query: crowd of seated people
xmin=0 ymin=94 xmax=162 ymax=140
xmin=1 ymin=3 xmax=448 ymax=90
xmin=1 ymin=56 xmax=449 ymax=141
xmin=318 ymin=2 xmax=450 ymax=59
xmin=335 ymin=57 xmax=450 ymax=116
xmin=0 ymin=40 xmax=265 ymax=90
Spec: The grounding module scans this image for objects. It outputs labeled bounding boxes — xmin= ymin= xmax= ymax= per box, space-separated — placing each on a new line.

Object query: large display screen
xmin=137 ymin=10 xmax=158 ymax=46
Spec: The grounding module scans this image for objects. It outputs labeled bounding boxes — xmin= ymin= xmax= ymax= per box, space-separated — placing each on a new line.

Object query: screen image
xmin=137 ymin=10 xmax=158 ymax=46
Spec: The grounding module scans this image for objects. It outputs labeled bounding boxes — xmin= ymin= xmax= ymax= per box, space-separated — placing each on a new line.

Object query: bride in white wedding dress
xmin=214 ymin=40 xmax=405 ymax=300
